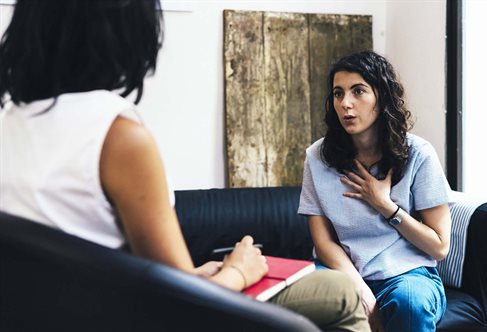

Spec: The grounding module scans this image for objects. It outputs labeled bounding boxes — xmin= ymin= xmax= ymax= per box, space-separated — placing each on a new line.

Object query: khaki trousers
xmin=269 ymin=269 xmax=370 ymax=332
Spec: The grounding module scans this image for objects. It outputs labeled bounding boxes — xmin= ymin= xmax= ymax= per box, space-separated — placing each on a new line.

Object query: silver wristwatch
xmin=388 ymin=207 xmax=405 ymax=226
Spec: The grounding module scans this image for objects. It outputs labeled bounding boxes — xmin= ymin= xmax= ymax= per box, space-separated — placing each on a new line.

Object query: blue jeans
xmin=366 ymin=266 xmax=447 ymax=332
xmin=313 ymin=260 xmax=446 ymax=332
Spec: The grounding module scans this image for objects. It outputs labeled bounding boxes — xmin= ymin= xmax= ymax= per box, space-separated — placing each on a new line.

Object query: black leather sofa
xmin=1 ymin=186 xmax=486 ymax=331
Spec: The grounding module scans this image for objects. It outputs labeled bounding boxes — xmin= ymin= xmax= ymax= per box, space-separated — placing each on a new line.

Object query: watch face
xmin=388 ymin=208 xmax=403 ymax=226
xmin=389 ymin=217 xmax=401 ymax=225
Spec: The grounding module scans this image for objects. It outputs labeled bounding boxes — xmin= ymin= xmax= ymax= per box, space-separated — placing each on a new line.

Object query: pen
xmin=211 ymin=243 xmax=263 ymax=255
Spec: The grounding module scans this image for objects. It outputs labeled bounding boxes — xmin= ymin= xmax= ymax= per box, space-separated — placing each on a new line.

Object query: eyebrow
xmin=333 ymin=83 xmax=370 ymax=90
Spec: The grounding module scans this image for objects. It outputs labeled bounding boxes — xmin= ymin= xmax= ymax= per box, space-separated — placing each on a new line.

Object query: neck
xmin=352 ymin=130 xmax=381 ymax=168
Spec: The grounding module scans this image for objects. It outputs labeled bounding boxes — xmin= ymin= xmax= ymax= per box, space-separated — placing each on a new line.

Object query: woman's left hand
xmin=194 ymin=261 xmax=224 ymax=279
xmin=340 ymin=160 xmax=393 ymax=211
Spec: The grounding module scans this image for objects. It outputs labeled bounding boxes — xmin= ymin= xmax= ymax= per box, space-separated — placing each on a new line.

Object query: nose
xmin=341 ymin=93 xmax=353 ymax=110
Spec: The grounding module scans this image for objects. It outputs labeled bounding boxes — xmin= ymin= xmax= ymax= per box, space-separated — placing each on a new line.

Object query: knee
xmin=313 ymin=270 xmax=362 ymax=313
xmin=280 ymin=270 xmax=368 ymax=331
xmin=383 ymin=279 xmax=436 ymax=319
xmin=312 ymin=270 xmax=357 ymax=295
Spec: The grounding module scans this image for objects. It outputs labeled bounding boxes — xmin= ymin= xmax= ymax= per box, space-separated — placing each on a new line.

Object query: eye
xmin=353 ymin=88 xmax=365 ymax=96
xmin=333 ymin=90 xmax=344 ymax=98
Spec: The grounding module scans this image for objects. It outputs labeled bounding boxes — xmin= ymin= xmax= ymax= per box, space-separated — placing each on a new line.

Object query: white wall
xmin=464 ymin=0 xmax=487 ymax=197
xmin=385 ymin=0 xmax=447 ymax=172
xmin=0 ymin=1 xmax=447 ymax=190
xmin=142 ymin=1 xmax=387 ymax=189
xmin=0 ymin=4 xmax=11 ymax=33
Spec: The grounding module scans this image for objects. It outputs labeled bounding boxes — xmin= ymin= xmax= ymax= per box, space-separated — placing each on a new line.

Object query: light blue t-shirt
xmin=298 ymin=134 xmax=451 ymax=280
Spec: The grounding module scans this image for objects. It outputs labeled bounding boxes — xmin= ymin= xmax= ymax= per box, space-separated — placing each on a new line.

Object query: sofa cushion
xmin=175 ymin=186 xmax=487 ymax=331
xmin=437 ymin=288 xmax=486 ymax=331
xmin=175 ymin=187 xmax=313 ymax=266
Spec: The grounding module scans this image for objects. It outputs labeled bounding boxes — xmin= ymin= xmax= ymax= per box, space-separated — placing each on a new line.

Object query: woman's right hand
xmin=223 ymin=235 xmax=268 ymax=288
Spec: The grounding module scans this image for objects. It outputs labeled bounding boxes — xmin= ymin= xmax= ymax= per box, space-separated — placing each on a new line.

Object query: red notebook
xmin=243 ymin=256 xmax=315 ymax=301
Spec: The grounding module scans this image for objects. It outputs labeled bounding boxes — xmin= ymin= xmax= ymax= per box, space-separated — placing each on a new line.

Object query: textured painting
xmin=224 ymin=10 xmax=372 ymax=187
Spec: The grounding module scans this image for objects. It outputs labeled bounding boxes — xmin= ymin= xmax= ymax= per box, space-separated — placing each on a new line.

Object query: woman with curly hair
xmin=298 ymin=51 xmax=452 ymax=332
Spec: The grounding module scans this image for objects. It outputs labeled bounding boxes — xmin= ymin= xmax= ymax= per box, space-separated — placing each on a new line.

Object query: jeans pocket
xmin=421 ymin=266 xmax=443 ymax=281
xmin=420 ymin=266 xmax=434 ymax=278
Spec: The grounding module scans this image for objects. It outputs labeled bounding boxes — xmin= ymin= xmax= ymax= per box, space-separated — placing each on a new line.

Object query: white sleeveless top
xmin=0 ymin=90 xmax=170 ymax=249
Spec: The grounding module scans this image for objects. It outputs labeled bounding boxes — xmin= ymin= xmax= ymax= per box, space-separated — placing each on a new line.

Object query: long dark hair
xmin=321 ymin=50 xmax=412 ymax=185
xmin=0 ymin=0 xmax=163 ymax=107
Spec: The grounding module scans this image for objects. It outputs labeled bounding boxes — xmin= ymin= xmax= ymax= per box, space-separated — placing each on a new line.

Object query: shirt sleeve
xmin=411 ymin=142 xmax=451 ymax=210
xmin=298 ymin=156 xmax=324 ymax=216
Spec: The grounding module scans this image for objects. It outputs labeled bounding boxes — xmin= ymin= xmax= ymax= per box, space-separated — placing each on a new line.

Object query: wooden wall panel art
xmin=224 ymin=10 xmax=372 ymax=188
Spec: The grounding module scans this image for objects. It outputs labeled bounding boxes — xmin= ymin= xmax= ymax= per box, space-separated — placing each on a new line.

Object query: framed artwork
xmin=224 ymin=10 xmax=372 ymax=188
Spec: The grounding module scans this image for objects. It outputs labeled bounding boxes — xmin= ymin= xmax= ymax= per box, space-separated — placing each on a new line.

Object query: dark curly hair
xmin=0 ymin=0 xmax=163 ymax=108
xmin=321 ymin=50 xmax=413 ymax=185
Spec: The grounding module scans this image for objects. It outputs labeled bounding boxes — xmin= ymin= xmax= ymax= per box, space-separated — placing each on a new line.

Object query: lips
xmin=343 ymin=115 xmax=356 ymax=120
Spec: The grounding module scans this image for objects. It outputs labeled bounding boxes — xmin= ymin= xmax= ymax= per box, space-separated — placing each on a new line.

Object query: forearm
xmin=375 ymin=200 xmax=450 ymax=260
xmin=342 ymin=162 xmax=451 ymax=260
xmin=392 ymin=212 xmax=450 ymax=260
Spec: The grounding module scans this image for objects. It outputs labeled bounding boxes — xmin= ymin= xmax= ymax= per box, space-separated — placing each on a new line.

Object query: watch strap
xmin=388 ymin=207 xmax=405 ymax=226
xmin=387 ymin=205 xmax=400 ymax=221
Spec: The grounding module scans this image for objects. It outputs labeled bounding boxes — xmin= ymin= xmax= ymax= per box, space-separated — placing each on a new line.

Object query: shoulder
xmin=405 ymin=134 xmax=446 ymax=180
xmin=407 ymin=133 xmax=438 ymax=160
xmin=100 ymin=116 xmax=163 ymax=198
xmin=304 ymin=138 xmax=338 ymax=175
xmin=305 ymin=137 xmax=324 ymax=160
xmin=407 ymin=133 xmax=430 ymax=148
xmin=103 ymin=116 xmax=156 ymax=160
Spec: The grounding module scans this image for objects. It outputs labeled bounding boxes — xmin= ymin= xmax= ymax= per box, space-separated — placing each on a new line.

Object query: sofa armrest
xmin=461 ymin=203 xmax=487 ymax=316
xmin=0 ymin=211 xmax=321 ymax=332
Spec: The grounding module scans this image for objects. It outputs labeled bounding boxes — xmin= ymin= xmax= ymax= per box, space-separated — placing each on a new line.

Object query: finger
xmin=354 ymin=159 xmax=371 ymax=178
xmin=343 ymin=192 xmax=363 ymax=200
xmin=340 ymin=176 xmax=362 ymax=192
xmin=240 ymin=235 xmax=254 ymax=245
xmin=346 ymin=171 xmax=365 ymax=185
